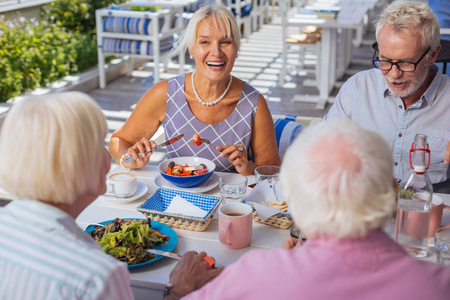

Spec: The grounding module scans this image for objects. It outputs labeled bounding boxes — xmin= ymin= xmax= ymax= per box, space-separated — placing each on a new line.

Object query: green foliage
xmin=0 ymin=17 xmax=91 ymax=102
xmin=0 ymin=0 xmax=130 ymax=102
xmin=41 ymin=0 xmax=127 ymax=36
xmin=0 ymin=56 xmax=24 ymax=102
xmin=72 ymin=35 xmax=98 ymax=72
xmin=130 ymin=6 xmax=162 ymax=11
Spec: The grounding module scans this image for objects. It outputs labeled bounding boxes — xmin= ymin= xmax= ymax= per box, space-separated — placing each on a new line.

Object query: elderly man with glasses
xmin=324 ymin=0 xmax=450 ymax=193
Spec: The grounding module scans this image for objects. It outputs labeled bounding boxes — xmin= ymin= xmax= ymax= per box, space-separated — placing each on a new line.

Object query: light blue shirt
xmin=324 ymin=67 xmax=450 ymax=185
xmin=0 ymin=199 xmax=134 ymax=300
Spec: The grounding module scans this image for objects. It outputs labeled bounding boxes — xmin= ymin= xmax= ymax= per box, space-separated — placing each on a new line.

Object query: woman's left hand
xmin=216 ymin=144 xmax=252 ymax=175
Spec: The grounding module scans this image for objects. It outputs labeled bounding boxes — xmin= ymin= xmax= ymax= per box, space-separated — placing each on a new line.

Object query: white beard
xmin=383 ymin=70 xmax=428 ymax=98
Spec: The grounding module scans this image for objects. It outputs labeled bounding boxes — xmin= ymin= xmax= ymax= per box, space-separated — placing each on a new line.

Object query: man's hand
xmin=167 ymin=251 xmax=223 ymax=297
xmin=282 ymin=237 xmax=300 ymax=249
xmin=445 ymin=141 xmax=450 ymax=165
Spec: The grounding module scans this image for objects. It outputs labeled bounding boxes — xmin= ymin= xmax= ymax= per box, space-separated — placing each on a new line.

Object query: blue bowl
xmin=159 ymin=157 xmax=216 ymax=188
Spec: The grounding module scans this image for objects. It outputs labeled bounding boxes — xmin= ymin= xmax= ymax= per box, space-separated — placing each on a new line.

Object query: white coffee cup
xmin=107 ymin=172 xmax=137 ymax=197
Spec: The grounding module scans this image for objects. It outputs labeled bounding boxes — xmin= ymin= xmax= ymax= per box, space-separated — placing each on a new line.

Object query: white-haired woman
xmin=108 ymin=3 xmax=280 ymax=175
xmin=162 ymin=118 xmax=450 ymax=299
xmin=0 ymin=92 xmax=133 ymax=300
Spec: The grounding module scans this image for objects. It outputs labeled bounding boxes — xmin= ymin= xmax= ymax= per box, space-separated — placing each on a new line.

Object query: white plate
xmin=154 ymin=173 xmax=219 ymax=193
xmin=100 ymin=182 xmax=148 ymax=203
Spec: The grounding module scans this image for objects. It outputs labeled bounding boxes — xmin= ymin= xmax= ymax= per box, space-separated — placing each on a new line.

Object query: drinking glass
xmin=219 ymin=174 xmax=248 ymax=204
xmin=435 ymin=227 xmax=450 ymax=266
xmin=254 ymin=165 xmax=280 ymax=188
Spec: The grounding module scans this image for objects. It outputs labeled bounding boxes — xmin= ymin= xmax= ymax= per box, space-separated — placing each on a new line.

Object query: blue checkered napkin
xmin=138 ymin=188 xmax=220 ymax=219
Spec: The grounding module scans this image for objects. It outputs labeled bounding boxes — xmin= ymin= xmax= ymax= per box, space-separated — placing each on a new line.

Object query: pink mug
xmin=401 ymin=195 xmax=450 ymax=239
xmin=428 ymin=195 xmax=450 ymax=237
xmin=219 ymin=203 xmax=253 ymax=249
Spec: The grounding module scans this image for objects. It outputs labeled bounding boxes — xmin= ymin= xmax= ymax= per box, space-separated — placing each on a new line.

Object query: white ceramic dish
xmin=154 ymin=173 xmax=219 ymax=193
xmin=100 ymin=182 xmax=148 ymax=203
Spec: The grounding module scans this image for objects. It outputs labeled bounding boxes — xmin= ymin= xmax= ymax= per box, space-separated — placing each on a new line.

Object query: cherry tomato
xmin=193 ymin=133 xmax=202 ymax=146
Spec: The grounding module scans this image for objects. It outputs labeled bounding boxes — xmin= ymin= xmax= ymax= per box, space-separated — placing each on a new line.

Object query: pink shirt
xmin=185 ymin=230 xmax=450 ymax=300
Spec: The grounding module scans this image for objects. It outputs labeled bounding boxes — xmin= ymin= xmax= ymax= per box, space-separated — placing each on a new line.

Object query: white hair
xmin=375 ymin=1 xmax=440 ymax=51
xmin=280 ymin=118 xmax=395 ymax=239
xmin=0 ymin=92 xmax=108 ymax=205
xmin=176 ymin=2 xmax=240 ymax=54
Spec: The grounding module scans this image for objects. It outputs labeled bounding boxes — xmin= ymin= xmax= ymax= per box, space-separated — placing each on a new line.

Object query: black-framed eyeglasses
xmin=372 ymin=46 xmax=431 ymax=72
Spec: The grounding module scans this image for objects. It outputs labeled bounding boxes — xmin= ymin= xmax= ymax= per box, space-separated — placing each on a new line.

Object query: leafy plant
xmin=0 ymin=16 xmax=94 ymax=102
xmin=41 ymin=0 xmax=127 ymax=36
xmin=0 ymin=0 xmax=129 ymax=102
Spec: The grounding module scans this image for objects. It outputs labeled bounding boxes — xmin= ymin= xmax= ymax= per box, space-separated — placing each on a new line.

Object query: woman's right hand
xmin=121 ymin=138 xmax=157 ymax=169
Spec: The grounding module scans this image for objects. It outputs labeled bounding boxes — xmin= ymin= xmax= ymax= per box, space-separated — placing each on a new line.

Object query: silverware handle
xmin=124 ymin=147 xmax=155 ymax=163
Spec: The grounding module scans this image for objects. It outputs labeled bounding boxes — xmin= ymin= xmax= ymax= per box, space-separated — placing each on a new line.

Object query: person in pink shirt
xmin=163 ymin=118 xmax=450 ymax=300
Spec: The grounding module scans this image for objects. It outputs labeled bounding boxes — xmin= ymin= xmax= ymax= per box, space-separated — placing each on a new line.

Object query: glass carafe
xmin=395 ymin=134 xmax=433 ymax=258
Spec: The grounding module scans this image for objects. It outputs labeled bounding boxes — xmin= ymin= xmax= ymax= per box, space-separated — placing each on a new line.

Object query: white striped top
xmin=0 ymin=199 xmax=134 ymax=300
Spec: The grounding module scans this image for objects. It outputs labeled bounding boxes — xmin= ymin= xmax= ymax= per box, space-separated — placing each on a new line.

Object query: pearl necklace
xmin=191 ymin=70 xmax=233 ymax=106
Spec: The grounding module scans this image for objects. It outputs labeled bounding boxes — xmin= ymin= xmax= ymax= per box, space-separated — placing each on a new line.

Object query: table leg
xmin=337 ymin=29 xmax=353 ymax=80
xmin=317 ymin=28 xmax=332 ymax=109
xmin=329 ymin=28 xmax=337 ymax=94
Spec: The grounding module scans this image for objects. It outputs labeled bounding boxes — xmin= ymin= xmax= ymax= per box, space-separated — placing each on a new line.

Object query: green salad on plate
xmin=89 ymin=218 xmax=169 ymax=265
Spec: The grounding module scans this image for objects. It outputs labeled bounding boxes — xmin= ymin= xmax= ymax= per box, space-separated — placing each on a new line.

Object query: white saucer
xmin=100 ymin=182 xmax=148 ymax=203
xmin=154 ymin=173 xmax=219 ymax=193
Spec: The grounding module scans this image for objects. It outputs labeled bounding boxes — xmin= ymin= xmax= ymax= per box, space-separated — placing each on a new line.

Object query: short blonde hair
xmin=280 ymin=118 xmax=395 ymax=239
xmin=375 ymin=1 xmax=440 ymax=51
xmin=176 ymin=2 xmax=240 ymax=53
xmin=0 ymin=92 xmax=108 ymax=205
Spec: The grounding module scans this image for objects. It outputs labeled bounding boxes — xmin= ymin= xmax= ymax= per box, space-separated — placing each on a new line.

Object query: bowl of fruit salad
xmin=158 ymin=156 xmax=216 ymax=188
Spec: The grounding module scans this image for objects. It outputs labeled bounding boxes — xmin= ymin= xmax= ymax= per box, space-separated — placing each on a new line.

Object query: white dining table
xmin=0 ymin=163 xmax=447 ymax=299
xmin=279 ymin=0 xmax=379 ymax=109
xmin=72 ymin=164 xmax=450 ymax=299
xmin=75 ymin=165 xmax=290 ymax=300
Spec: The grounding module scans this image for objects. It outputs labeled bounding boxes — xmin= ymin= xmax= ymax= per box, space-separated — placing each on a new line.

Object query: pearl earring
xmin=190 ymin=54 xmax=194 ymax=60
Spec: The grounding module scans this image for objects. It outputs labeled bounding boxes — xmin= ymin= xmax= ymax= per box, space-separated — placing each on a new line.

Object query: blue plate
xmin=85 ymin=218 xmax=178 ymax=268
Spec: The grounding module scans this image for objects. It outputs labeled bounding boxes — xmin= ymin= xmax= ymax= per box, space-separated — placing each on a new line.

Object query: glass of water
xmin=219 ymin=174 xmax=248 ymax=204
xmin=254 ymin=165 xmax=280 ymax=188
xmin=435 ymin=227 xmax=450 ymax=266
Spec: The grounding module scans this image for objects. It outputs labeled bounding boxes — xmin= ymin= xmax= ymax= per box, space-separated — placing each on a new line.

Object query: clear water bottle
xmin=395 ymin=134 xmax=433 ymax=258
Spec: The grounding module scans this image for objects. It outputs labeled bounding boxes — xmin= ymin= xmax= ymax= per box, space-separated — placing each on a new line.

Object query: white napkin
xmin=0 ymin=186 xmax=14 ymax=201
xmin=245 ymin=180 xmax=282 ymax=220
xmin=164 ymin=195 xmax=208 ymax=218
xmin=252 ymin=202 xmax=283 ymax=221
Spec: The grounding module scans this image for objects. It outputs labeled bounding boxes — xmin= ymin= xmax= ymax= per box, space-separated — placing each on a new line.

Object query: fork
xmin=200 ymin=138 xmax=216 ymax=149
xmin=85 ymin=223 xmax=105 ymax=229
xmin=200 ymin=138 xmax=243 ymax=152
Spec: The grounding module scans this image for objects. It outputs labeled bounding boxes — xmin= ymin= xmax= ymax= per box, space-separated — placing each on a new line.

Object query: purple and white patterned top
xmin=163 ymin=74 xmax=259 ymax=172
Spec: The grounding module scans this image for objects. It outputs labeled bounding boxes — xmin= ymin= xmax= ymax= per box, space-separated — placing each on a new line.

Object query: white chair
xmin=96 ymin=4 xmax=186 ymax=89
xmin=250 ymin=0 xmax=268 ymax=32
xmin=278 ymin=1 xmax=322 ymax=86
xmin=278 ymin=7 xmax=321 ymax=86
xmin=220 ymin=0 xmax=253 ymax=38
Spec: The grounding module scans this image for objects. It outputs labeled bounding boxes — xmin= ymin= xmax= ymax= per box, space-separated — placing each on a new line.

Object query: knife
xmin=124 ymin=134 xmax=184 ymax=163
xmin=146 ymin=249 xmax=221 ymax=269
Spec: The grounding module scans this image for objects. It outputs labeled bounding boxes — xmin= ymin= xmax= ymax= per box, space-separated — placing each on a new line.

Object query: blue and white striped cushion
xmin=102 ymin=37 xmax=174 ymax=55
xmin=102 ymin=17 xmax=165 ymax=35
